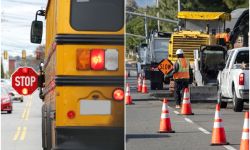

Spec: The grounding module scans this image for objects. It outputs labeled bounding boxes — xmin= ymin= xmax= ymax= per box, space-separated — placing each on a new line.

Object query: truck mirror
xmin=30 ymin=20 xmax=43 ymax=44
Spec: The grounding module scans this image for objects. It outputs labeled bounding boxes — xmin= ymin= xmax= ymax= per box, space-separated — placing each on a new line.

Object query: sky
xmin=136 ymin=0 xmax=155 ymax=7
xmin=1 ymin=0 xmax=46 ymax=57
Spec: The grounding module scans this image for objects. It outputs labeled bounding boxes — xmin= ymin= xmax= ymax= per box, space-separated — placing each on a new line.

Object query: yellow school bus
xmin=30 ymin=0 xmax=124 ymax=149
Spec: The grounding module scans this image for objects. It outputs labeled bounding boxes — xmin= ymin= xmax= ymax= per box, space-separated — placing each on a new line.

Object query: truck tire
xmin=232 ymin=88 xmax=243 ymax=112
xmin=151 ymin=82 xmax=156 ymax=90
xmin=157 ymin=82 xmax=163 ymax=90
xmin=7 ymin=110 xmax=12 ymax=114
xmin=220 ymin=101 xmax=228 ymax=108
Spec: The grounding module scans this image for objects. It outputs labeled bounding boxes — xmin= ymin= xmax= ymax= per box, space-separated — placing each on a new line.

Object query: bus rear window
xmin=70 ymin=0 xmax=124 ymax=31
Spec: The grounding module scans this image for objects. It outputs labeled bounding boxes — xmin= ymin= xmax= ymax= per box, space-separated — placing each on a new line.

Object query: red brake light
xmin=239 ymin=73 xmax=244 ymax=85
xmin=113 ymin=88 xmax=124 ymax=101
xmin=67 ymin=110 xmax=76 ymax=119
xmin=91 ymin=49 xmax=105 ymax=70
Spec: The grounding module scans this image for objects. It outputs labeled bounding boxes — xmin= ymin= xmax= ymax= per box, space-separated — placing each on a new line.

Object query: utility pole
xmin=178 ymin=0 xmax=181 ymax=12
xmin=144 ymin=12 xmax=148 ymax=44
xmin=156 ymin=0 xmax=160 ymax=31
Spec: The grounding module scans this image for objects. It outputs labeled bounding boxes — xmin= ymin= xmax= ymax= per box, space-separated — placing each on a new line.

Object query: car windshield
xmin=1 ymin=87 xmax=8 ymax=97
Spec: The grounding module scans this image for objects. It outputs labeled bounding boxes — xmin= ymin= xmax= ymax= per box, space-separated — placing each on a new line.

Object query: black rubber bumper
xmin=53 ymin=126 xmax=124 ymax=150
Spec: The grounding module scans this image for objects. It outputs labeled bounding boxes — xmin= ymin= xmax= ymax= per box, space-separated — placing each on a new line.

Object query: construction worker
xmin=164 ymin=49 xmax=192 ymax=108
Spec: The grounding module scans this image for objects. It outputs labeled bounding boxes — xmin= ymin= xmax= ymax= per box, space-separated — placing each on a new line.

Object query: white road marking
xmin=198 ymin=127 xmax=210 ymax=134
xmin=223 ymin=145 xmax=237 ymax=150
xmin=184 ymin=118 xmax=193 ymax=123
xmin=173 ymin=111 xmax=179 ymax=114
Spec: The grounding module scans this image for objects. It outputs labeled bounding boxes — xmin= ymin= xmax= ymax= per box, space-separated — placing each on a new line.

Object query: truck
xmin=168 ymin=11 xmax=231 ymax=64
xmin=137 ymin=31 xmax=171 ymax=90
xmin=217 ymin=47 xmax=249 ymax=112
xmin=189 ymin=45 xmax=227 ymax=100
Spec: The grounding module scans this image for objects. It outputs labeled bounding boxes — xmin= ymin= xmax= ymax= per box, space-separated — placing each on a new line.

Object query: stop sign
xmin=11 ymin=67 xmax=38 ymax=95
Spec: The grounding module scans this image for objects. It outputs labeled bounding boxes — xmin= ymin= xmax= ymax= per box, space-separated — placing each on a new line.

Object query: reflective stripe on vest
xmin=173 ymin=58 xmax=190 ymax=79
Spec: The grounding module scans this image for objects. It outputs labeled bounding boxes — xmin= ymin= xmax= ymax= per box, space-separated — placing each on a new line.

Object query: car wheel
xmin=20 ymin=99 xmax=23 ymax=102
xmin=232 ymin=88 xmax=243 ymax=112
xmin=7 ymin=110 xmax=12 ymax=114
xmin=220 ymin=101 xmax=228 ymax=108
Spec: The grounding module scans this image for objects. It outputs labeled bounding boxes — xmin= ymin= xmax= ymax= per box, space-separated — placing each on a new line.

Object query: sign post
xmin=11 ymin=67 xmax=38 ymax=95
xmin=157 ymin=59 xmax=174 ymax=75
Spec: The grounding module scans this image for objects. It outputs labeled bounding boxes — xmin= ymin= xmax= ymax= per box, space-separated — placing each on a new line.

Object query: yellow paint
xmin=45 ymin=0 xmax=124 ymax=129
xmin=178 ymin=11 xmax=231 ymax=21
xmin=56 ymin=87 xmax=124 ymax=127
xmin=22 ymin=108 xmax=27 ymax=119
xmin=13 ymin=127 xmax=21 ymax=141
xmin=25 ymin=109 xmax=30 ymax=121
xmin=20 ymin=127 xmax=27 ymax=141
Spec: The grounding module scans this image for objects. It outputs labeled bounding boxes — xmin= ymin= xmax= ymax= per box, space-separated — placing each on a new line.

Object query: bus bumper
xmin=53 ymin=126 xmax=124 ymax=150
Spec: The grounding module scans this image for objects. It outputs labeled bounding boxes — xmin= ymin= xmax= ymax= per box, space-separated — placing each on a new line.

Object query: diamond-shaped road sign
xmin=11 ymin=67 xmax=38 ymax=95
xmin=157 ymin=59 xmax=174 ymax=75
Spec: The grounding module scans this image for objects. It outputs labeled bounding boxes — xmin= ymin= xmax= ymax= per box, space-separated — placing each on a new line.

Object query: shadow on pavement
xmin=126 ymin=133 xmax=170 ymax=141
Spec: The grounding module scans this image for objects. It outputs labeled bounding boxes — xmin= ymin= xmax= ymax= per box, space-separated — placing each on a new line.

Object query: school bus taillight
xmin=113 ymin=88 xmax=124 ymax=101
xmin=77 ymin=49 xmax=118 ymax=71
xmin=91 ymin=49 xmax=105 ymax=70
xmin=76 ymin=49 xmax=90 ymax=70
xmin=67 ymin=110 xmax=76 ymax=119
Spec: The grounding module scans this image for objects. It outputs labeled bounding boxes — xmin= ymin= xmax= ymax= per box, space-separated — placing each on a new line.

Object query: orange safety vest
xmin=173 ymin=58 xmax=190 ymax=80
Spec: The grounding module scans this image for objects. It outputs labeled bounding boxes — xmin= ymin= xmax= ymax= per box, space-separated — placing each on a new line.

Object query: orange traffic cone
xmin=141 ymin=78 xmax=148 ymax=93
xmin=125 ymin=83 xmax=134 ymax=105
xmin=158 ymin=98 xmax=175 ymax=133
xmin=137 ymin=75 xmax=142 ymax=92
xmin=240 ymin=111 xmax=249 ymax=150
xmin=211 ymin=104 xmax=229 ymax=145
xmin=180 ymin=88 xmax=194 ymax=115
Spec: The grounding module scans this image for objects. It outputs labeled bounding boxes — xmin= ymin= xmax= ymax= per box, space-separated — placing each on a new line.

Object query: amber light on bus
xmin=77 ymin=49 xmax=118 ymax=71
xmin=113 ymin=88 xmax=124 ymax=101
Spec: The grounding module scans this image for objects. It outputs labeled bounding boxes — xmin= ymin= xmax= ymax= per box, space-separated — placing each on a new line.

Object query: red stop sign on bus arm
xmin=11 ymin=67 xmax=39 ymax=95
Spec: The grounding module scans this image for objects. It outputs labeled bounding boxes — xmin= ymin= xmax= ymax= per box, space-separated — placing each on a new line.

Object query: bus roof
xmin=178 ymin=11 xmax=231 ymax=21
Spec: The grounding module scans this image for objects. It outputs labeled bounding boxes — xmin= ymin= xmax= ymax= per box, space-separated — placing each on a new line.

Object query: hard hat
xmin=176 ymin=49 xmax=184 ymax=55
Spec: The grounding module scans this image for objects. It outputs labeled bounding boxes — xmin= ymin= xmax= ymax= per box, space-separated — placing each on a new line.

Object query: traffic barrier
xmin=180 ymin=88 xmax=194 ymax=115
xmin=240 ymin=111 xmax=249 ymax=150
xmin=141 ymin=78 xmax=148 ymax=93
xmin=211 ymin=104 xmax=229 ymax=145
xmin=137 ymin=75 xmax=142 ymax=92
xmin=158 ymin=98 xmax=175 ymax=133
xmin=125 ymin=83 xmax=134 ymax=105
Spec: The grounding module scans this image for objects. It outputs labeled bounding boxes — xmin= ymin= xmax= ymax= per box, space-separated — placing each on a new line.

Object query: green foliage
xmin=126 ymin=0 xmax=249 ymax=53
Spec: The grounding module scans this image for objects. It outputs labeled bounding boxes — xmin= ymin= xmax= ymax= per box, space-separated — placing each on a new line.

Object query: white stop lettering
xmin=15 ymin=76 xmax=36 ymax=86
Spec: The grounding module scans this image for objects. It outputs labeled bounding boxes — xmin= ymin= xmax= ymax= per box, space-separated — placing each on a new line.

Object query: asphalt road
xmin=2 ymin=91 xmax=43 ymax=150
xmin=126 ymin=76 xmax=248 ymax=150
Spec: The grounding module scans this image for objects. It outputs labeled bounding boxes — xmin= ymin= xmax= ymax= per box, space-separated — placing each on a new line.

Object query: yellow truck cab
xmin=30 ymin=1 xmax=124 ymax=150
xmin=168 ymin=11 xmax=231 ymax=63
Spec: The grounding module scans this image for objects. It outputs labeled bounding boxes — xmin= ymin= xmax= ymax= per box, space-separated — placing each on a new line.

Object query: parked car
xmin=1 ymin=79 xmax=23 ymax=102
xmin=1 ymin=86 xmax=13 ymax=113
xmin=217 ymin=47 xmax=249 ymax=112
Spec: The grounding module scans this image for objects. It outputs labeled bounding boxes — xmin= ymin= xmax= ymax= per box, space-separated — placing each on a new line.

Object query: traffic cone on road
xmin=158 ymin=98 xmax=175 ymax=133
xmin=180 ymin=88 xmax=194 ymax=115
xmin=240 ymin=111 xmax=249 ymax=150
xmin=125 ymin=83 xmax=134 ymax=105
xmin=141 ymin=78 xmax=148 ymax=93
xmin=211 ymin=104 xmax=229 ymax=145
xmin=137 ymin=75 xmax=142 ymax=92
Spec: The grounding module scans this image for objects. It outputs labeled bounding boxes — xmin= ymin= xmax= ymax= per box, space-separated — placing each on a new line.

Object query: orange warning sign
xmin=158 ymin=59 xmax=173 ymax=75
